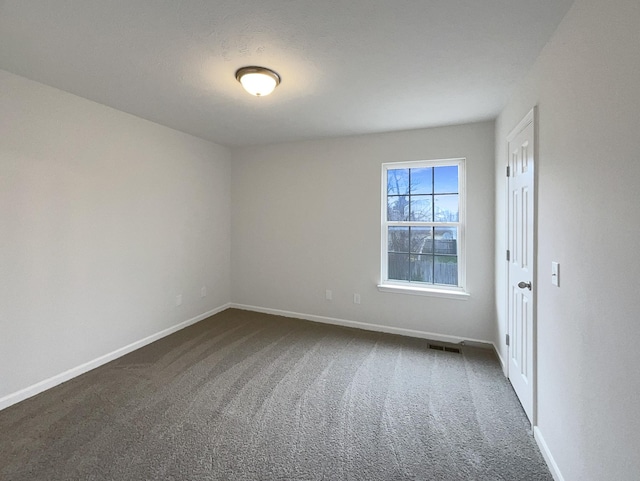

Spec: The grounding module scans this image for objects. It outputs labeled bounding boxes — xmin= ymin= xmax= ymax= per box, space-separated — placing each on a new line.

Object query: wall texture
xmin=494 ymin=0 xmax=640 ymax=479
xmin=232 ymin=122 xmax=496 ymax=343
xmin=0 ymin=70 xmax=231 ymax=401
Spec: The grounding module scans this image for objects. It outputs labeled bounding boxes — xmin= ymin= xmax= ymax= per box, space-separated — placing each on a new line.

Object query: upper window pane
xmin=409 ymin=196 xmax=432 ymax=222
xmin=410 ymin=168 xmax=432 ymax=194
xmin=434 ymin=194 xmax=459 ymax=222
xmin=387 ymin=196 xmax=409 ymax=221
xmin=387 ymin=169 xmax=409 ymax=195
xmin=434 ymin=165 xmax=458 ymax=194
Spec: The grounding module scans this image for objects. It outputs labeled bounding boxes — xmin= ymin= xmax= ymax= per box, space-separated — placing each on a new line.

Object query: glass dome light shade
xmin=236 ymin=67 xmax=281 ymax=96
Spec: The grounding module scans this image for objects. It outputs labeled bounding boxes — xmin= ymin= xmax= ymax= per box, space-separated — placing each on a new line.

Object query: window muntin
xmin=382 ymin=159 xmax=465 ymax=291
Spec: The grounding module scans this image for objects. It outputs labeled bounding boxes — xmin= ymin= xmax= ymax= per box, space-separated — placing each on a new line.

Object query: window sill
xmin=377 ymin=283 xmax=470 ymax=300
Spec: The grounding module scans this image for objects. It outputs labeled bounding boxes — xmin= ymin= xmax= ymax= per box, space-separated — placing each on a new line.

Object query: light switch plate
xmin=551 ymin=262 xmax=560 ymax=286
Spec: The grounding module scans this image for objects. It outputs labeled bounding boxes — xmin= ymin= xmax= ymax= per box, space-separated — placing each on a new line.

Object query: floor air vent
xmin=428 ymin=344 xmax=461 ymax=354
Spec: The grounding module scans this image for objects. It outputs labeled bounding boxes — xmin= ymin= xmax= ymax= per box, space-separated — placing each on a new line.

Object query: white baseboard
xmin=534 ymin=426 xmax=565 ymax=481
xmin=493 ymin=342 xmax=507 ymax=374
xmin=229 ymin=303 xmax=493 ymax=346
xmin=0 ymin=303 xmax=231 ymax=412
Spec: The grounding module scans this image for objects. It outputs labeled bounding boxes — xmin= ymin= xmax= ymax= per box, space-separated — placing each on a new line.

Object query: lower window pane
xmin=434 ymin=227 xmax=457 ymax=255
xmin=388 ymin=227 xmax=409 ymax=252
xmin=387 ymin=226 xmax=459 ymax=287
xmin=410 ymin=254 xmax=434 ymax=283
xmin=434 ymin=255 xmax=458 ymax=285
xmin=410 ymin=227 xmax=433 ymax=254
xmin=388 ymin=253 xmax=410 ymax=280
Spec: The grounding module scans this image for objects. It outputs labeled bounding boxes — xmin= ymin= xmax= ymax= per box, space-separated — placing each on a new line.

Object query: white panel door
xmin=507 ymin=110 xmax=535 ymax=423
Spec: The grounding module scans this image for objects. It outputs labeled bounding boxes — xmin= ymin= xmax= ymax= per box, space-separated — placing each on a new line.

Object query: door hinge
xmin=506 ymin=165 xmax=511 ymax=177
xmin=506 ymin=249 xmax=511 ymax=261
xmin=506 ymin=334 xmax=510 ymax=346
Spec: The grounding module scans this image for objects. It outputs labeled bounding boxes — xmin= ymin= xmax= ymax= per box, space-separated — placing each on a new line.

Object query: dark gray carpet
xmin=0 ymin=309 xmax=551 ymax=480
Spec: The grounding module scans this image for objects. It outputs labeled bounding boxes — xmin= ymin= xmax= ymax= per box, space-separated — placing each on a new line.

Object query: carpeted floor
xmin=0 ymin=309 xmax=552 ymax=480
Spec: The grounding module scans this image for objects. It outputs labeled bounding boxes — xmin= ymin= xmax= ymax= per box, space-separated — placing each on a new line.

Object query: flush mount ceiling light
xmin=235 ymin=66 xmax=281 ymax=97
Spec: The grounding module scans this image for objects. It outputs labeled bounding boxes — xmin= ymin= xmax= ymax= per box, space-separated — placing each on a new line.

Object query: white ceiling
xmin=0 ymin=0 xmax=574 ymax=147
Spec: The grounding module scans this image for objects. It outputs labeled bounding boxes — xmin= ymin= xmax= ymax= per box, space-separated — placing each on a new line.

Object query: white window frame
xmin=378 ymin=158 xmax=469 ymax=299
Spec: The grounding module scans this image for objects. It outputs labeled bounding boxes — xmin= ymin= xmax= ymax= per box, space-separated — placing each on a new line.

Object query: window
xmin=380 ymin=158 xmax=467 ymax=297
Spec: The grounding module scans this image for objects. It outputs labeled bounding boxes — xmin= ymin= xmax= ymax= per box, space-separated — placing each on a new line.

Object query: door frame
xmin=505 ymin=107 xmax=538 ymax=426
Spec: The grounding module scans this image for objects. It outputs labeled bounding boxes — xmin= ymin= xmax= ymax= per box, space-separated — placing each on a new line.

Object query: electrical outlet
xmin=353 ymin=293 xmax=361 ymax=304
xmin=201 ymin=286 xmax=207 ymax=298
xmin=175 ymin=294 xmax=182 ymax=306
xmin=325 ymin=289 xmax=333 ymax=301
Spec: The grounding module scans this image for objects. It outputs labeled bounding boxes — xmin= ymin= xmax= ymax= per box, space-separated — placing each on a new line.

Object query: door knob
xmin=518 ymin=281 xmax=532 ymax=290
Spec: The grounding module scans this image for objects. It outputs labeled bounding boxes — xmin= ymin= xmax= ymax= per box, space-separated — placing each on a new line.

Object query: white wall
xmin=495 ymin=0 xmax=640 ymax=479
xmin=232 ymin=122 xmax=496 ymax=342
xmin=0 ymin=70 xmax=231 ymax=401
